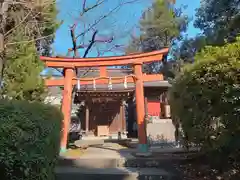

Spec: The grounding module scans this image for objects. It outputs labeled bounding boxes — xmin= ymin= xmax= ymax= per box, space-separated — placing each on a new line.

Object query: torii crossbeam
xmin=40 ymin=48 xmax=169 ymax=153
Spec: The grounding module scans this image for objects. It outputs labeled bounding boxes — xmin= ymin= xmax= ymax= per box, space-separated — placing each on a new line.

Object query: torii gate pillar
xmin=133 ymin=63 xmax=148 ymax=152
xmin=60 ymin=68 xmax=74 ymax=153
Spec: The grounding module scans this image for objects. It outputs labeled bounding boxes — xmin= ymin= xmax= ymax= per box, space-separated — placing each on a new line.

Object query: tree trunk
xmin=0 ymin=0 xmax=10 ymax=96
xmin=0 ymin=33 xmax=5 ymax=96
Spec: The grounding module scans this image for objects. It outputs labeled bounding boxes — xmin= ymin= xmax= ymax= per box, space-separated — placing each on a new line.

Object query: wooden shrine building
xmin=72 ymin=68 xmax=171 ymax=138
xmin=40 ymin=49 xmax=169 ymax=153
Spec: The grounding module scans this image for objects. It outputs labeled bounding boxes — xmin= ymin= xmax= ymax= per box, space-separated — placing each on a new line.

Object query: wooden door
xmin=90 ymin=101 xmax=120 ymax=134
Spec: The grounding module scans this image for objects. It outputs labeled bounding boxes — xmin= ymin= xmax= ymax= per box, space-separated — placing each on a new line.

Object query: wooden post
xmin=121 ymin=100 xmax=126 ymax=132
xmin=133 ymin=63 xmax=148 ymax=153
xmin=99 ymin=66 xmax=107 ymax=77
xmin=60 ymin=68 xmax=74 ymax=153
xmin=119 ymin=102 xmax=122 ymax=132
xmin=144 ymin=97 xmax=148 ymax=116
xmin=85 ymin=102 xmax=89 ymax=133
xmin=118 ymin=104 xmax=122 ymax=139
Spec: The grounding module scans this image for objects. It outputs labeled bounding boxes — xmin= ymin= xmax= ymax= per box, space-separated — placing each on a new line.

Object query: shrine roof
xmin=41 ymin=68 xmax=132 ymax=78
xmin=77 ymin=68 xmax=132 ymax=78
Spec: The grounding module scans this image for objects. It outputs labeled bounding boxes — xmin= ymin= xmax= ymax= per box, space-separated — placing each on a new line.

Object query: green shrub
xmin=169 ymin=39 xmax=240 ymax=160
xmin=0 ymin=100 xmax=63 ymax=180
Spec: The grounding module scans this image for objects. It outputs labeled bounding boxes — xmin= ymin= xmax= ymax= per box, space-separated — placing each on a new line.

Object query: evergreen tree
xmin=2 ymin=39 xmax=46 ymax=101
xmin=0 ymin=0 xmax=59 ymax=101
xmin=126 ymin=0 xmax=188 ymax=77
xmin=177 ymin=0 xmax=240 ymax=64
xmin=195 ymin=0 xmax=240 ymax=45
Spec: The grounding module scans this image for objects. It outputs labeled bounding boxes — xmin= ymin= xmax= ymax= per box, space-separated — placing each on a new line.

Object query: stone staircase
xmin=55 ymin=167 xmax=178 ymax=180
xmin=56 ymin=143 xmax=184 ymax=180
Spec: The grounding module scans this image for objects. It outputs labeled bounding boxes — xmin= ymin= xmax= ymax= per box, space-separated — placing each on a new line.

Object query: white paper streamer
xmin=93 ymin=79 xmax=96 ymax=90
xmin=108 ymin=77 xmax=113 ymax=90
xmin=124 ymin=76 xmax=128 ymax=88
xmin=77 ymin=79 xmax=81 ymax=90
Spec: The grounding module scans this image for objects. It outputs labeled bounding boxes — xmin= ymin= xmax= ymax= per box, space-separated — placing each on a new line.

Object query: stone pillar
xmin=133 ymin=63 xmax=148 ymax=153
xmin=60 ymin=68 xmax=74 ymax=153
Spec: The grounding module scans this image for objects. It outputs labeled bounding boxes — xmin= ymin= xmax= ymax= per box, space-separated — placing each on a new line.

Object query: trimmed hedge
xmin=0 ymin=100 xmax=63 ymax=180
xmin=169 ymin=42 xmax=240 ymax=161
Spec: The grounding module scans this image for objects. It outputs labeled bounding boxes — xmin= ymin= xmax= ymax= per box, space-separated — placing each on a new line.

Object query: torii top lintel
xmin=40 ymin=48 xmax=169 ymax=68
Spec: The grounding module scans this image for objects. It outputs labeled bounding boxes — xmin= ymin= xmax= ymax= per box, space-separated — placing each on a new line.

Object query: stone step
xmin=74 ymin=138 xmax=131 ymax=148
xmin=58 ymin=157 xmax=180 ymax=169
xmin=55 ymin=167 xmax=181 ymax=180
xmin=58 ymin=158 xmax=121 ymax=169
xmin=74 ymin=139 xmax=104 ymax=147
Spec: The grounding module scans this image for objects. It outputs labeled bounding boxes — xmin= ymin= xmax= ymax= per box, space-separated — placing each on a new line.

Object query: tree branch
xmin=5 ymin=33 xmax=55 ymax=46
xmin=67 ymin=0 xmax=141 ymax=80
xmin=68 ymin=24 xmax=79 ymax=57
xmin=81 ymin=0 xmax=105 ymax=16
xmin=83 ymin=30 xmax=98 ymax=58
xmin=76 ymin=0 xmax=141 ymax=40
xmin=4 ymin=11 xmax=33 ymax=37
xmin=67 ymin=44 xmax=88 ymax=53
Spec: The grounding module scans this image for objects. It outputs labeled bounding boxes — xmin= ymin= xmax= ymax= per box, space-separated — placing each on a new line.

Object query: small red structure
xmin=40 ymin=48 xmax=169 ymax=153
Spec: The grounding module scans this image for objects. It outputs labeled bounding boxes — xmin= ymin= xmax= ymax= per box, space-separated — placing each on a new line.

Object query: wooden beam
xmin=99 ymin=67 xmax=107 ymax=77
xmin=121 ymin=100 xmax=126 ymax=132
xmin=144 ymin=97 xmax=148 ymax=116
xmin=41 ymin=49 xmax=168 ymax=62
xmin=44 ymin=74 xmax=164 ymax=86
xmin=85 ymin=102 xmax=89 ymax=133
xmin=40 ymin=49 xmax=168 ymax=68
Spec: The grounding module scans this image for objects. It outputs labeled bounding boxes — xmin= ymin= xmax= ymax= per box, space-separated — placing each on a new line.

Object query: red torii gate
xmin=40 ymin=48 xmax=169 ymax=153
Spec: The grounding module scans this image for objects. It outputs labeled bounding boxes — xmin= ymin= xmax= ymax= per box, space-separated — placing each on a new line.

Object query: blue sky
xmin=175 ymin=0 xmax=201 ymax=37
xmin=53 ymin=0 xmax=201 ymax=56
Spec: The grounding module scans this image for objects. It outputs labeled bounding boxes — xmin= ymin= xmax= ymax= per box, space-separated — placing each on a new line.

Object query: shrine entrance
xmin=75 ymin=90 xmax=131 ymax=137
xmin=40 ymin=48 xmax=169 ymax=153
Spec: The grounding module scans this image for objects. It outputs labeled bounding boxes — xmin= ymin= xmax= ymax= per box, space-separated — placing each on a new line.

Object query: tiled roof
xmin=77 ymin=68 xmax=132 ymax=78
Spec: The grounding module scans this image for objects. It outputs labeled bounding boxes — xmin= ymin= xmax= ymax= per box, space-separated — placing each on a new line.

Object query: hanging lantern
xmin=77 ymin=79 xmax=81 ymax=91
xmin=108 ymin=77 xmax=113 ymax=90
xmin=93 ymin=79 xmax=96 ymax=90
xmin=124 ymin=76 xmax=128 ymax=89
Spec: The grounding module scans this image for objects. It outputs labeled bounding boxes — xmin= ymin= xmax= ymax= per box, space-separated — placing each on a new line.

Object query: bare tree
xmin=56 ymin=0 xmax=142 ymax=78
